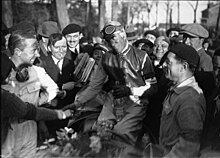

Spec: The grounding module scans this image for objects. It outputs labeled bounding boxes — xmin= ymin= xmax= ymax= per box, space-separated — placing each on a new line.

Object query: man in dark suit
xmin=38 ymin=33 xmax=80 ymax=136
xmin=62 ymin=23 xmax=84 ymax=63
xmin=34 ymin=21 xmax=60 ymax=66
xmin=39 ymin=33 xmax=79 ymax=108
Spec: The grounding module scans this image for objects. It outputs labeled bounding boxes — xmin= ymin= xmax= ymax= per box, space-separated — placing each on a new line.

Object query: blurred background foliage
xmin=2 ymin=0 xmax=220 ymax=42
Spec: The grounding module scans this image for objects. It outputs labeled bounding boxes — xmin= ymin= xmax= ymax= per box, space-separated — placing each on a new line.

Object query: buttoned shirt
xmin=159 ymin=76 xmax=206 ymax=158
xmin=52 ymin=56 xmax=63 ymax=74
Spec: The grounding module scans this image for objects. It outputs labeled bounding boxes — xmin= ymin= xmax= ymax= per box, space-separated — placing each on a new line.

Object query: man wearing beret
xmin=62 ymin=23 xmax=83 ymax=62
xmin=180 ymin=23 xmax=213 ymax=72
xmin=158 ymin=44 xmax=206 ymax=157
xmin=65 ymin=21 xmax=157 ymax=145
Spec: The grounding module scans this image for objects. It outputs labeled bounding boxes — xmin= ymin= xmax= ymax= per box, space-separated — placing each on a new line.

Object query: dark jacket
xmin=159 ymin=77 xmax=206 ymax=158
xmin=38 ymin=52 xmax=78 ymax=107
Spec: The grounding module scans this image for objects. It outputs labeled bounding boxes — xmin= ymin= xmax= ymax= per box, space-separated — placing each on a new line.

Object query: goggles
xmin=101 ymin=25 xmax=122 ymax=40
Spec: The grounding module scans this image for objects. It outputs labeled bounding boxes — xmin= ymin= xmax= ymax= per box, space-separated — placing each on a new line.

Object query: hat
xmin=104 ymin=21 xmax=122 ymax=27
xmin=162 ymin=36 xmax=170 ymax=45
xmin=134 ymin=38 xmax=154 ymax=48
xmin=144 ymin=30 xmax=159 ymax=38
xmin=166 ymin=27 xmax=181 ymax=37
xmin=180 ymin=23 xmax=209 ymax=38
xmin=9 ymin=21 xmax=36 ymax=34
xmin=1 ymin=53 xmax=15 ymax=84
xmin=168 ymin=44 xmax=199 ymax=67
xmin=101 ymin=21 xmax=123 ymax=40
xmin=62 ymin=23 xmax=82 ymax=36
xmin=125 ymin=25 xmax=138 ymax=41
xmin=37 ymin=21 xmax=60 ymax=38
xmin=94 ymin=43 xmax=109 ymax=52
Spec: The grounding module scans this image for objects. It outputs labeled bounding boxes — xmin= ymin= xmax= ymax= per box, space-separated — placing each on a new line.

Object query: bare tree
xmin=169 ymin=8 xmax=173 ymax=28
xmin=55 ymin=0 xmax=70 ymax=30
xmin=216 ymin=3 xmax=220 ymax=34
xmin=188 ymin=0 xmax=199 ymax=23
xmin=155 ymin=0 xmax=159 ymax=27
xmin=146 ymin=1 xmax=153 ymax=28
xmin=164 ymin=0 xmax=174 ymax=30
xmin=2 ymin=0 xmax=13 ymax=28
xmin=177 ymin=0 xmax=180 ymax=27
xmin=112 ymin=0 xmax=119 ymax=21
xmin=98 ymin=0 xmax=105 ymax=30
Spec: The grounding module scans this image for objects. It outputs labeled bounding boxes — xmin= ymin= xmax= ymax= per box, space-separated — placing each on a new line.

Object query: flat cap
xmin=37 ymin=21 xmax=60 ymax=37
xmin=168 ymin=44 xmax=200 ymax=67
xmin=62 ymin=23 xmax=81 ymax=36
xmin=180 ymin=23 xmax=209 ymax=38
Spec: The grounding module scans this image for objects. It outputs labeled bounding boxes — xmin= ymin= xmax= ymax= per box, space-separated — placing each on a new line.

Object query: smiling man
xmin=62 ymin=23 xmax=83 ymax=62
xmin=1 ymin=30 xmax=59 ymax=157
xmin=159 ymin=44 xmax=206 ymax=157
xmin=65 ymin=21 xmax=157 ymax=145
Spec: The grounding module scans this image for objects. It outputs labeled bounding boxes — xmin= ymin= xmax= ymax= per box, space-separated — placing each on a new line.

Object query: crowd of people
xmin=1 ymin=19 xmax=220 ymax=158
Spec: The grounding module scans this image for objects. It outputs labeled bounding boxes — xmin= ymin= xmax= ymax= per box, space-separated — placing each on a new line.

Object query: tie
xmin=75 ymin=48 xmax=78 ymax=54
xmin=56 ymin=60 xmax=61 ymax=73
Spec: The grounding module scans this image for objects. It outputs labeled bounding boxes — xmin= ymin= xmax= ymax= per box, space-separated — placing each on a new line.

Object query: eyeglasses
xmin=182 ymin=34 xmax=198 ymax=41
xmin=101 ymin=25 xmax=121 ymax=40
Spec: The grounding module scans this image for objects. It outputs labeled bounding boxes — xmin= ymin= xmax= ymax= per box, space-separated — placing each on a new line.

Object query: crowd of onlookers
xmin=1 ymin=20 xmax=220 ymax=158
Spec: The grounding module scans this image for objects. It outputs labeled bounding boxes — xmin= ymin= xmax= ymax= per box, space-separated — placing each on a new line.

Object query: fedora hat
xmin=37 ymin=21 xmax=60 ymax=38
xmin=125 ymin=25 xmax=138 ymax=41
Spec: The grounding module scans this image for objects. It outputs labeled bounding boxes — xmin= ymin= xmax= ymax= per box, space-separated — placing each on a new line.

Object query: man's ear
xmin=182 ymin=62 xmax=189 ymax=71
xmin=79 ymin=33 xmax=83 ymax=39
xmin=14 ymin=48 xmax=22 ymax=56
xmin=47 ymin=45 xmax=51 ymax=52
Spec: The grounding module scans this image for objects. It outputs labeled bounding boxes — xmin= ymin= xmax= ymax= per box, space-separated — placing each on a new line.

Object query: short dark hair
xmin=47 ymin=33 xmax=64 ymax=47
xmin=8 ymin=30 xmax=36 ymax=55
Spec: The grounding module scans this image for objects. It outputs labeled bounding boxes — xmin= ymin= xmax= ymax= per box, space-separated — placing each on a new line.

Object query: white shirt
xmin=52 ymin=56 xmax=64 ymax=74
xmin=69 ymin=44 xmax=80 ymax=54
xmin=33 ymin=65 xmax=59 ymax=102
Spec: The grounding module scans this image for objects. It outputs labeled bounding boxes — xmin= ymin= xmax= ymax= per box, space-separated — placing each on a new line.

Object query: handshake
xmin=57 ymin=101 xmax=82 ymax=120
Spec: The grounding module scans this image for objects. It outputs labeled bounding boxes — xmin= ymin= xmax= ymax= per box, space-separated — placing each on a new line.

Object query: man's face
xmin=183 ymin=34 xmax=200 ymax=49
xmin=163 ymin=52 xmax=182 ymax=83
xmin=50 ymin=37 xmax=67 ymax=60
xmin=92 ymin=49 xmax=103 ymax=64
xmin=42 ymin=36 xmax=49 ymax=45
xmin=145 ymin=34 xmax=156 ymax=44
xmin=65 ymin=32 xmax=80 ymax=48
xmin=169 ymin=31 xmax=179 ymax=38
xmin=154 ymin=37 xmax=169 ymax=60
xmin=20 ymin=38 xmax=40 ymax=65
xmin=108 ymin=31 xmax=126 ymax=53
